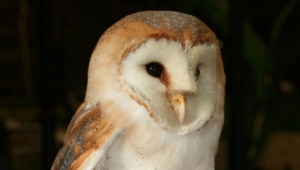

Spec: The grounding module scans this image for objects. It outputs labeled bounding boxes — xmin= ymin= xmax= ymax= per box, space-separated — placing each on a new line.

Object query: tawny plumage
xmin=51 ymin=11 xmax=226 ymax=170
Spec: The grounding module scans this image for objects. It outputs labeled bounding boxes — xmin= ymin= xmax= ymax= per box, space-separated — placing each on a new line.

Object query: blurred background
xmin=0 ymin=0 xmax=300 ymax=169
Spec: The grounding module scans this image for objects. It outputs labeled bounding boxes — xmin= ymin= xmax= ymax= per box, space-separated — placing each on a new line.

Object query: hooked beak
xmin=167 ymin=93 xmax=186 ymax=124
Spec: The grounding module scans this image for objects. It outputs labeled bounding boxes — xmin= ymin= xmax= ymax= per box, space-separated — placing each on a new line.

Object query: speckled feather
xmin=51 ymin=11 xmax=225 ymax=170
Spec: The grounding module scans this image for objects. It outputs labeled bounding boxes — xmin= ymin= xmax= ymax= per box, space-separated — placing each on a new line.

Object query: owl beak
xmin=167 ymin=93 xmax=186 ymax=124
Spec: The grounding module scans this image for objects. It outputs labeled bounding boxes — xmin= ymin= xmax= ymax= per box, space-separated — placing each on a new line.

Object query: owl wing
xmin=51 ymin=103 xmax=120 ymax=170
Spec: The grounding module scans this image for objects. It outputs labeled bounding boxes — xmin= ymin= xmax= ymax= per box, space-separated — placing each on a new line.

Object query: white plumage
xmin=51 ymin=11 xmax=226 ymax=170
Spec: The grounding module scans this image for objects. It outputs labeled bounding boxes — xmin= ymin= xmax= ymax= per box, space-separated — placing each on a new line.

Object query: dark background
xmin=0 ymin=0 xmax=300 ymax=169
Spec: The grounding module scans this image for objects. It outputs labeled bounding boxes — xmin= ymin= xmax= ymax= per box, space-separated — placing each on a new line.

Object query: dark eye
xmin=195 ymin=67 xmax=200 ymax=78
xmin=146 ymin=62 xmax=163 ymax=78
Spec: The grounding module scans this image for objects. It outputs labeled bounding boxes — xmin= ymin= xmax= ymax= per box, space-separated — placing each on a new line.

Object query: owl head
xmin=84 ymin=11 xmax=225 ymax=135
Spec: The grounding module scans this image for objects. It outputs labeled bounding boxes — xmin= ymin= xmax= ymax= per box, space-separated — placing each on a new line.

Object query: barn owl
xmin=51 ymin=11 xmax=226 ymax=170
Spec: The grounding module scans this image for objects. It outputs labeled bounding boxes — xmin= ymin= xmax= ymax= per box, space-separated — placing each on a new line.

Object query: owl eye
xmin=195 ymin=67 xmax=200 ymax=78
xmin=146 ymin=62 xmax=163 ymax=78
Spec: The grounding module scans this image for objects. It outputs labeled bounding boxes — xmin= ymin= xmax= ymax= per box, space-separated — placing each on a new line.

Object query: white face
xmin=119 ymin=38 xmax=219 ymax=134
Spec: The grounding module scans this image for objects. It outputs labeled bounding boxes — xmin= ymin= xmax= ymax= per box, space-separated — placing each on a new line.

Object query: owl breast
xmin=102 ymin=111 xmax=223 ymax=170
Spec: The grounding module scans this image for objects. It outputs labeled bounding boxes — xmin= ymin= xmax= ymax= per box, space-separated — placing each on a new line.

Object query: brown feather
xmin=51 ymin=104 xmax=116 ymax=170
